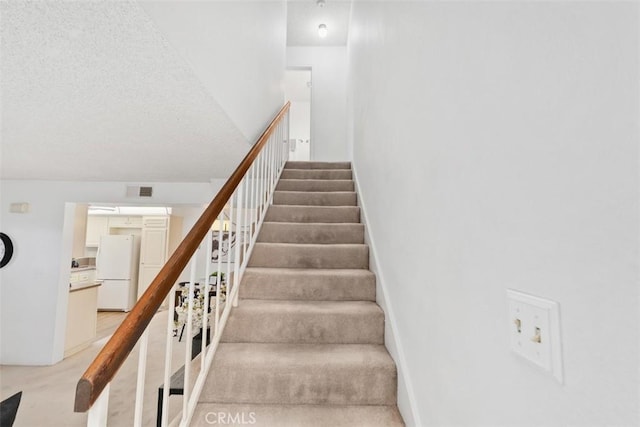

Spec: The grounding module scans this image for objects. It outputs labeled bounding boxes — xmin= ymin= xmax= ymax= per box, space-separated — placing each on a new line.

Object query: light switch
xmin=9 ymin=202 xmax=30 ymax=213
xmin=507 ymin=289 xmax=563 ymax=383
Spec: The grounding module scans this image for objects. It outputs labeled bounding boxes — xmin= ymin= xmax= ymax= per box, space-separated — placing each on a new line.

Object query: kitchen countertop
xmin=69 ymin=282 xmax=101 ymax=292
xmin=70 ymin=266 xmax=96 ymax=272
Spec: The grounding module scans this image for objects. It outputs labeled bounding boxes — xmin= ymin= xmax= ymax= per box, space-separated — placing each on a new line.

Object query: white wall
xmin=0 ymin=180 xmax=222 ymax=365
xmin=287 ymin=47 xmax=348 ymax=161
xmin=348 ymin=2 xmax=639 ymax=426
xmin=140 ymin=1 xmax=286 ymax=143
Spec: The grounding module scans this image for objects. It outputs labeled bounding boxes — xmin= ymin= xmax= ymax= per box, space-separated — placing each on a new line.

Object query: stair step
xmin=222 ymin=300 xmax=383 ymax=344
xmin=200 ymin=343 xmax=397 ymax=405
xmin=281 ymin=169 xmax=353 ymax=180
xmin=248 ymin=243 xmax=368 ymax=269
xmin=240 ymin=268 xmax=376 ymax=301
xmin=257 ymin=222 xmax=364 ymax=244
xmin=285 ymin=161 xmax=351 ymax=170
xmin=265 ymin=206 xmax=360 ymax=223
xmin=273 ymin=191 xmax=356 ymax=206
xmin=191 ymin=403 xmax=404 ymax=426
xmin=276 ymin=179 xmax=354 ymax=192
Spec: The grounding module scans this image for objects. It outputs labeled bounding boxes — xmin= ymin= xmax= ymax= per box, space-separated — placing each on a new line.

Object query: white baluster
xmin=201 ymin=230 xmax=213 ymax=369
xmin=133 ymin=329 xmax=149 ymax=427
xmin=250 ymin=162 xmax=256 ymax=243
xmin=215 ymin=211 xmax=223 ymax=335
xmin=238 ymin=177 xmax=246 ymax=269
xmin=266 ymin=140 xmax=271 ymax=205
xmin=289 ymin=112 xmax=292 ymax=159
xmin=261 ymin=147 xmax=266 ymax=214
xmin=278 ymin=124 xmax=282 ymax=166
xmin=264 ymin=148 xmax=268 ymax=213
xmin=87 ymin=383 xmax=110 ymax=427
xmin=257 ymin=152 xmax=262 ymax=224
xmin=226 ymin=196 xmax=234 ymax=316
xmin=243 ymin=170 xmax=250 ymax=267
xmin=272 ymin=132 xmax=277 ymax=192
xmin=270 ymin=134 xmax=276 ymax=196
xmin=233 ymin=180 xmax=244 ymax=307
xmin=182 ymin=255 xmax=198 ymax=423
xmin=161 ymin=283 xmax=177 ymax=427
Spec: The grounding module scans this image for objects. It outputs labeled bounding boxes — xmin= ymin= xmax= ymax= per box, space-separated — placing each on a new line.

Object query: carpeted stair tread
xmin=248 ymin=243 xmax=369 ymax=269
xmin=281 ymin=169 xmax=353 ymax=180
xmin=265 ymin=205 xmax=360 ymax=223
xmin=285 ymin=161 xmax=351 ymax=170
xmin=200 ymin=343 xmax=396 ymax=406
xmin=276 ymin=179 xmax=354 ymax=192
xmin=190 ymin=403 xmax=404 ymax=426
xmin=273 ymin=190 xmax=357 ymax=206
xmin=257 ymin=222 xmax=364 ymax=244
xmin=222 ymin=300 xmax=383 ymax=344
xmin=240 ymin=268 xmax=376 ymax=301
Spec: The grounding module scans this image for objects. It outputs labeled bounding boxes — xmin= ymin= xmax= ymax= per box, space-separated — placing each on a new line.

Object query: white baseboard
xmin=352 ymin=165 xmax=423 ymax=427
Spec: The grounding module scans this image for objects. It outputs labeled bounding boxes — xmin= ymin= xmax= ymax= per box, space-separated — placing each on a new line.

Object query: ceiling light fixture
xmin=318 ymin=24 xmax=328 ymax=38
xmin=316 ymin=0 xmax=326 ymax=7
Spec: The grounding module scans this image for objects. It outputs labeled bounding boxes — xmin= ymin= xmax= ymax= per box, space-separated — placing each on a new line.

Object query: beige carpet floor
xmin=1 ymin=310 xmax=187 ymax=426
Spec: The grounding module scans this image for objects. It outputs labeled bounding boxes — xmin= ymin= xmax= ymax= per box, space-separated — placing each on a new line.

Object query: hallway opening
xmin=284 ymin=68 xmax=311 ymax=161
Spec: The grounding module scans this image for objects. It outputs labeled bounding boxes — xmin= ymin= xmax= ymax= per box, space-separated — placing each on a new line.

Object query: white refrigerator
xmin=96 ymin=235 xmax=141 ymax=311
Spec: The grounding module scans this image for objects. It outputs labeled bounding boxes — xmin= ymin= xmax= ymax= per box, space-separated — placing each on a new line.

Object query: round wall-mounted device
xmin=0 ymin=233 xmax=14 ymax=268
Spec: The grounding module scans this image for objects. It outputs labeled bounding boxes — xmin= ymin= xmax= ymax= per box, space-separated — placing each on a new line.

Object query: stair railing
xmin=74 ymin=102 xmax=290 ymax=426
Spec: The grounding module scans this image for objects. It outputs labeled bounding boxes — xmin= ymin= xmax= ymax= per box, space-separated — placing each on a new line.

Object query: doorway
xmin=284 ymin=68 xmax=311 ymax=161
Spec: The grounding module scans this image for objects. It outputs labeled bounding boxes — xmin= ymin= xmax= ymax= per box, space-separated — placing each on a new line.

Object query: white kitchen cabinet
xmin=69 ymin=269 xmax=96 ymax=286
xmin=85 ymin=216 xmax=109 ymax=247
xmin=142 ymin=216 xmax=168 ymax=228
xmin=108 ymin=216 xmax=143 ymax=229
xmin=65 ymin=285 xmax=99 ymax=357
xmin=138 ymin=227 xmax=167 ymax=298
xmin=137 ymin=216 xmax=182 ymax=298
xmin=72 ymin=204 xmax=88 ymax=258
xmin=65 ymin=268 xmax=99 ymax=357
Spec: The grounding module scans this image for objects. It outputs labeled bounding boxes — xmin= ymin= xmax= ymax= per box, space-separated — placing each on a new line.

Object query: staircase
xmin=192 ymin=161 xmax=404 ymax=426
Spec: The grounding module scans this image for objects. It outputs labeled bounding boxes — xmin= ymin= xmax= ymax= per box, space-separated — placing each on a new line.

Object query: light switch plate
xmin=507 ymin=289 xmax=563 ymax=384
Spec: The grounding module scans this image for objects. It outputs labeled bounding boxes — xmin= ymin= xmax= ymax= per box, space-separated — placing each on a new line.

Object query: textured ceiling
xmin=287 ymin=0 xmax=352 ymax=46
xmin=0 ymin=0 xmax=250 ymax=182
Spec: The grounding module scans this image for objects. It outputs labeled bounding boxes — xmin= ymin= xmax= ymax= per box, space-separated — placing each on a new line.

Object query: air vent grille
xmin=139 ymin=186 xmax=153 ymax=197
xmin=126 ymin=186 xmax=153 ymax=198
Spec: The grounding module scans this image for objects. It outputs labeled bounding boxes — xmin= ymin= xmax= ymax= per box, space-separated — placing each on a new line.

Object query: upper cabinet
xmin=108 ymin=216 xmax=143 ymax=229
xmin=86 ymin=216 xmax=144 ymax=247
xmin=72 ymin=204 xmax=89 ymax=258
xmin=86 ymin=216 xmax=110 ymax=247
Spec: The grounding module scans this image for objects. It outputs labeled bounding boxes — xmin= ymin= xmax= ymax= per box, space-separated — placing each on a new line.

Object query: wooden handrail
xmin=74 ymin=102 xmax=290 ymax=412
